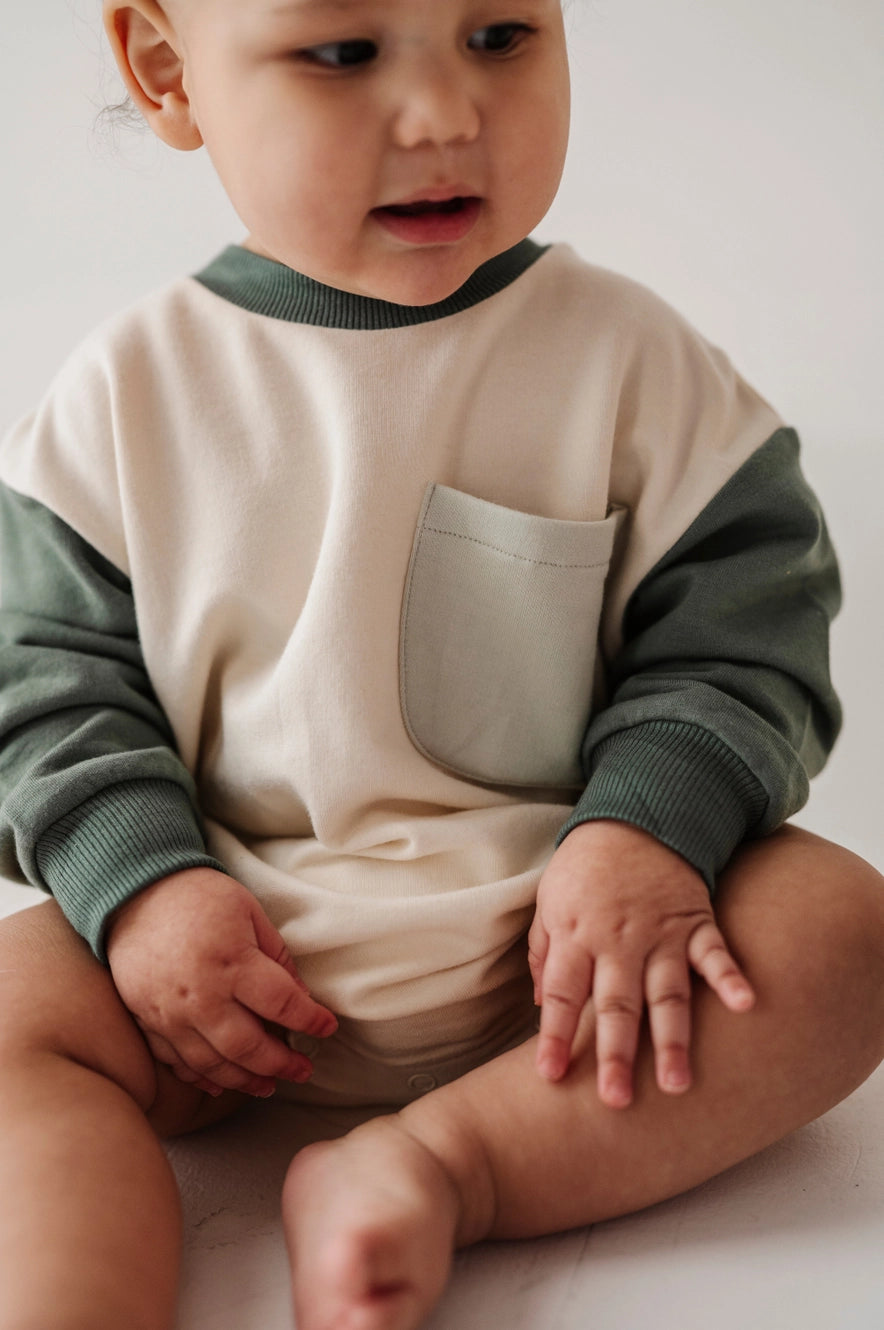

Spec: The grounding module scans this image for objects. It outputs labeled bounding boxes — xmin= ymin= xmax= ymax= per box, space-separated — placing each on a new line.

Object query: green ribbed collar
xmin=193 ymin=238 xmax=547 ymax=330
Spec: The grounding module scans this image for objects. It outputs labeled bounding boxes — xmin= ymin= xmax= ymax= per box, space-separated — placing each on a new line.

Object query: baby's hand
xmin=105 ymin=868 xmax=337 ymax=1098
xmin=528 ymin=821 xmax=755 ymax=1108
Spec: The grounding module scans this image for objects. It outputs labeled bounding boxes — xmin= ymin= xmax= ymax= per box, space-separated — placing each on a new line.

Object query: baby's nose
xmin=390 ymin=66 xmax=481 ymax=150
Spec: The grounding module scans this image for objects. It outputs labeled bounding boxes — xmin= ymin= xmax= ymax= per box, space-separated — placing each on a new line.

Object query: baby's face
xmin=168 ymin=0 xmax=570 ymax=304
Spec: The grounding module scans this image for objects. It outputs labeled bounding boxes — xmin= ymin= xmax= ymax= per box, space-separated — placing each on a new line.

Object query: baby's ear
xmin=104 ymin=2 xmax=202 ymax=150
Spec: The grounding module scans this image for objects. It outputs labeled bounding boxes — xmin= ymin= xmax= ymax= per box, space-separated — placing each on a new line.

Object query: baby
xmin=1 ymin=2 xmax=882 ymax=1328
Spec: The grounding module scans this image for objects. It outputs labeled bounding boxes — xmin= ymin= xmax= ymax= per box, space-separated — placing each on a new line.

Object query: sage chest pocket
xmin=399 ymin=484 xmax=620 ymax=789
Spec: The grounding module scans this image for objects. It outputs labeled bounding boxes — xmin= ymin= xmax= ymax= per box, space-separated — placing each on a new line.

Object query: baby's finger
xmin=154 ymin=1020 xmax=293 ymax=1097
xmin=168 ymin=1062 xmax=225 ymax=1098
xmin=592 ymin=954 xmax=644 ymax=1109
xmin=189 ymin=1060 xmax=278 ymax=1098
xmin=234 ymin=950 xmax=338 ymax=1038
xmin=687 ymin=921 xmax=755 ymax=1012
xmin=250 ymin=905 xmax=308 ymax=982
xmin=200 ymin=1005 xmax=315 ymax=1088
xmin=191 ymin=1075 xmax=228 ymax=1098
xmin=535 ymin=940 xmax=593 ymax=1081
xmin=247 ymin=913 xmax=338 ymax=1035
xmin=526 ymin=923 xmax=550 ymax=1005
xmin=139 ymin=1029 xmax=236 ymax=1097
xmin=644 ymin=949 xmax=692 ymax=1095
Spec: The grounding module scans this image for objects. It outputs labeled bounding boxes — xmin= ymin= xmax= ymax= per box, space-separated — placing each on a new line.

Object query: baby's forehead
xmin=176 ymin=0 xmax=559 ymax=16
xmin=168 ymin=0 xmax=565 ymax=48
xmin=171 ymin=0 xmax=371 ymax=22
xmin=179 ymin=0 xmax=392 ymax=11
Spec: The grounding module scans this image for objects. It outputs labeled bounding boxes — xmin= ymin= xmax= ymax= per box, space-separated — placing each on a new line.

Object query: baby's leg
xmin=283 ymin=828 xmax=884 ymax=1330
xmin=0 ymin=900 xmax=239 ymax=1330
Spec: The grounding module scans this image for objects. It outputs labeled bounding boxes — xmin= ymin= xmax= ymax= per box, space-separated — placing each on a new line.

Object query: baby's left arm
xmin=530 ymin=430 xmax=842 ymax=1105
xmin=529 ymin=820 xmax=755 ymax=1108
xmin=562 ymin=429 xmax=842 ymax=896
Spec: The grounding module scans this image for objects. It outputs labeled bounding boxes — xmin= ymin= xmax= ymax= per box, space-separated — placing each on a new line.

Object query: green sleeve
xmin=558 ymin=428 xmax=842 ymax=887
xmin=0 ymin=484 xmax=226 ymax=958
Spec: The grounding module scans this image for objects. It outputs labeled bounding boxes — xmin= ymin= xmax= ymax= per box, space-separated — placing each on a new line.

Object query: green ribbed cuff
xmin=35 ymin=779 xmax=227 ymax=961
xmin=557 ymin=721 xmax=769 ymax=890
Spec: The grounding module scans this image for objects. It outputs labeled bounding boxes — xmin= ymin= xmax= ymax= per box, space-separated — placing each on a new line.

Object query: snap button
xmin=407 ymin=1073 xmax=438 ymax=1094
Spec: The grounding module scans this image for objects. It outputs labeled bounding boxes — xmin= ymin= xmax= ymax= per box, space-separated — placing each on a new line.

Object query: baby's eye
xmin=298 ymin=39 xmax=378 ymax=69
xmin=467 ymin=23 xmax=533 ymax=55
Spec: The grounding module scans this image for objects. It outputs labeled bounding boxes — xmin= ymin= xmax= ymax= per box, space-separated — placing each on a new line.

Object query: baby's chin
xmin=238 ymin=232 xmax=509 ymax=308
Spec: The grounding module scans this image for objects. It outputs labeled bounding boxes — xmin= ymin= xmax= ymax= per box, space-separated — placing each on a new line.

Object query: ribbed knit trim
xmin=556 ymin=721 xmax=769 ymax=890
xmin=35 ymin=779 xmax=227 ymax=962
xmin=193 ymin=238 xmax=548 ymax=329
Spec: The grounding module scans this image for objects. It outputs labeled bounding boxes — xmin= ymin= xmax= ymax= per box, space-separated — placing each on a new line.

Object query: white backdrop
xmin=1 ymin=0 xmax=882 ymax=866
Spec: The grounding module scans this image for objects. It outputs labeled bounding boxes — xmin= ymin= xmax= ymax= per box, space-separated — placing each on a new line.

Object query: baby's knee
xmin=784 ymin=830 xmax=884 ymax=971
xmin=820 ymin=847 xmax=884 ymax=1079
xmin=827 ymin=844 xmax=884 ymax=1015
xmin=728 ymin=827 xmax=884 ymax=1034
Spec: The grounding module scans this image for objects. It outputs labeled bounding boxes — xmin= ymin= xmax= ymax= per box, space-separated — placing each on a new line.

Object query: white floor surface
xmin=0 ymin=442 xmax=881 ymax=1329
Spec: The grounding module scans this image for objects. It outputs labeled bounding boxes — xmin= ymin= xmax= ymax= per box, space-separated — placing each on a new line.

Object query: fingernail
xmin=602 ymin=1081 xmax=632 ymax=1108
xmin=254 ymin=1085 xmax=276 ymax=1099
xmin=663 ymin=1071 xmax=690 ymax=1093
xmin=537 ymin=1054 xmax=562 ymax=1081
xmin=727 ymin=981 xmax=755 ymax=1010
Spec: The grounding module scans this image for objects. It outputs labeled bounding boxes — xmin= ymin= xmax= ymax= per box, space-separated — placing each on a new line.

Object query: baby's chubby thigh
xmin=0 ymin=899 xmax=245 ymax=1329
xmin=0 ymin=898 xmax=236 ymax=1135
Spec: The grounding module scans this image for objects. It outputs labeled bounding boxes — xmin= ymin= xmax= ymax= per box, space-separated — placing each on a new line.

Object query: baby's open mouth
xmin=372 ymin=196 xmax=482 ymax=244
xmin=381 ymin=196 xmax=476 ymax=217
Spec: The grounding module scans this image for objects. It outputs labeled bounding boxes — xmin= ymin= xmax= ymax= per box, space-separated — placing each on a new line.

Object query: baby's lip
xmin=371 ymin=195 xmax=482 ymax=244
xmin=378 ymin=185 xmax=481 ymax=210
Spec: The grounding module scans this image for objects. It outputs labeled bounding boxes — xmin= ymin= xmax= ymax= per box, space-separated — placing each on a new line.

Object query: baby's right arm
xmin=106 ymin=867 xmax=337 ymax=1097
xmin=0 ymin=485 xmax=337 ymax=1094
xmin=0 ymin=484 xmax=220 ymax=953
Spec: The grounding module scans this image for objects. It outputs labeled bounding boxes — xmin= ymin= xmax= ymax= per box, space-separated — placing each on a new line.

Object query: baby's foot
xmin=282 ymin=1116 xmax=462 ymax=1330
